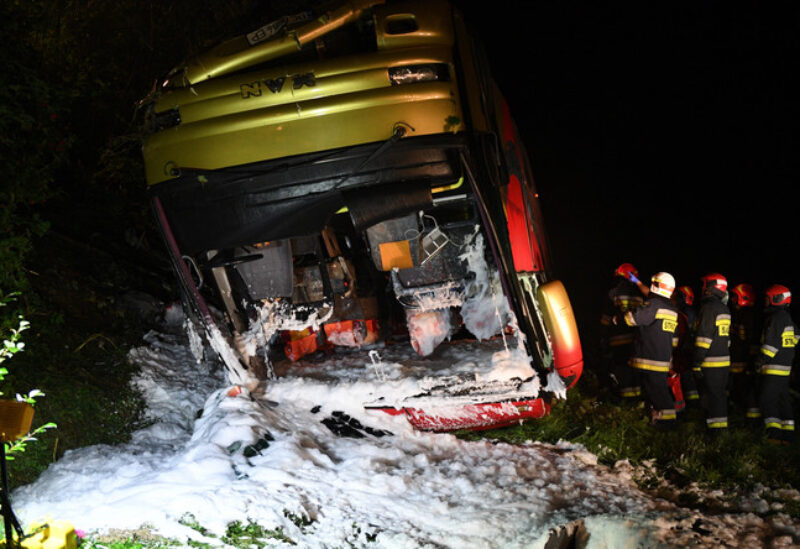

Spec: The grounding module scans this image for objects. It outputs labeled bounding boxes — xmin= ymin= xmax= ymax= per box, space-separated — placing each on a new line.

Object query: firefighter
xmin=729 ymin=283 xmax=760 ymax=424
xmin=600 ymin=263 xmax=645 ymax=401
xmin=618 ymin=272 xmax=679 ymax=428
xmin=692 ymin=273 xmax=732 ymax=435
xmin=755 ymin=284 xmax=797 ymax=444
xmin=673 ymin=285 xmax=700 ymax=409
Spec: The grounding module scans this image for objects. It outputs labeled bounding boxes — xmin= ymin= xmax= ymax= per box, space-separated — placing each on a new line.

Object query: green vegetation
xmin=221 ymin=519 xmax=296 ymax=547
xmin=79 ymin=538 xmax=180 ymax=549
xmin=71 ymin=511 xmax=380 ymax=548
xmin=460 ymin=369 xmax=800 ymax=517
xmin=0 ymin=0 xmax=292 ymax=491
xmin=1 ymin=279 xmax=151 ymax=489
xmin=0 ymin=294 xmax=57 ymax=461
xmin=77 ymin=514 xmax=309 ymax=549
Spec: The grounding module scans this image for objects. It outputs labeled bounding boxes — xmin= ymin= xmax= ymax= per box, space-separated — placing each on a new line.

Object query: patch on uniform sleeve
xmin=716 ymin=316 xmax=730 ymax=337
xmin=781 ymin=328 xmax=797 ymax=348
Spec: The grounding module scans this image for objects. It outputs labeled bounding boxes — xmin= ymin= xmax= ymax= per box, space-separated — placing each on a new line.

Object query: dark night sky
xmin=455 ymin=2 xmax=800 ymax=336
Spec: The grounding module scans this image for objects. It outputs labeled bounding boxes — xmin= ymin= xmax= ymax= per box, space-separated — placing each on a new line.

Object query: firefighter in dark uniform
xmin=600 ymin=263 xmax=645 ymax=401
xmin=729 ymin=283 xmax=760 ymax=424
xmin=673 ymin=286 xmax=700 ymax=408
xmin=755 ymin=284 xmax=797 ymax=444
xmin=692 ymin=273 xmax=732 ymax=434
xmin=618 ymin=272 xmax=679 ymax=429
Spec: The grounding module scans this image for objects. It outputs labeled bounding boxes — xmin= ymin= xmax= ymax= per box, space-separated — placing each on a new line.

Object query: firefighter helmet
xmin=701 ymin=273 xmax=727 ymax=293
xmin=676 ymin=285 xmax=694 ymax=306
xmin=614 ymin=263 xmax=638 ymax=279
xmin=765 ymin=284 xmax=791 ymax=307
xmin=650 ymin=272 xmax=675 ymax=299
xmin=731 ymin=283 xmax=756 ymax=307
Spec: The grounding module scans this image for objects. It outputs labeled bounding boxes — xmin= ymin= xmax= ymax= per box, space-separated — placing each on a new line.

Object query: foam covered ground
xmin=12 ymin=318 xmax=800 ymax=548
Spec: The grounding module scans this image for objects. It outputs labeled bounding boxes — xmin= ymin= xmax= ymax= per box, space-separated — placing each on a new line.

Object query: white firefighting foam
xmin=398 ymin=228 xmax=522 ymax=365
xmin=459 ymin=232 xmax=512 ymax=342
xmin=13 ymin=318 xmax=799 ymax=548
xmin=405 ymin=308 xmax=453 ymax=356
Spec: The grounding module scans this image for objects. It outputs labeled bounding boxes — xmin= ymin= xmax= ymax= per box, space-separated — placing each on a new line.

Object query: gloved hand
xmin=626 ymin=272 xmax=640 ymax=284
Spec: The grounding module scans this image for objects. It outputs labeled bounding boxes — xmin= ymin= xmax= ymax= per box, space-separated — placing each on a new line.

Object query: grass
xmin=1 ymin=224 xmax=166 ymax=490
xmin=459 ymin=368 xmax=800 ymax=516
xmin=6 ymin=320 xmax=151 ymax=481
xmin=74 ymin=513 xmax=309 ymax=549
xmin=71 ymin=513 xmax=383 ymax=549
xmin=69 ymin=512 xmax=382 ymax=549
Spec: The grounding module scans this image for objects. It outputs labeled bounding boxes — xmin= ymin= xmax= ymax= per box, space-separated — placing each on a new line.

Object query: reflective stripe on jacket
xmin=692 ymin=289 xmax=731 ymax=369
xmin=600 ymin=277 xmax=643 ymax=350
xmin=757 ymin=307 xmax=797 ymax=376
xmin=623 ymin=294 xmax=678 ymax=372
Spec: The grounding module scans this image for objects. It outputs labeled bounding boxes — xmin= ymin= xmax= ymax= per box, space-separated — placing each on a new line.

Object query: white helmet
xmin=650 ymin=272 xmax=676 ymax=298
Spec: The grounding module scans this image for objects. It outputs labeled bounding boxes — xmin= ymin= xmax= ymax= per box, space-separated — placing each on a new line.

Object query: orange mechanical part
xmin=324 ymin=319 xmax=380 ymax=347
xmin=281 ymin=328 xmax=326 ymax=362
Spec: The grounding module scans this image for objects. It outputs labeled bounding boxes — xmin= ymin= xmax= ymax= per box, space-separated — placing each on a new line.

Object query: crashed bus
xmin=139 ymin=0 xmax=583 ymax=432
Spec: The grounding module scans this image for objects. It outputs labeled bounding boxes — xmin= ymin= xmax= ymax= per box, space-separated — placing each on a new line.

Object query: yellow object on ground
xmin=13 ymin=520 xmax=78 ymax=549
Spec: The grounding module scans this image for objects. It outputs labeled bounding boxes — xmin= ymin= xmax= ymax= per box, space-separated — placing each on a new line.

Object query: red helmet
xmin=731 ymin=283 xmax=755 ymax=307
xmin=614 ymin=263 xmax=638 ymax=278
xmin=676 ymin=286 xmax=694 ymax=306
xmin=701 ymin=273 xmax=727 ymax=293
xmin=765 ymin=284 xmax=791 ymax=306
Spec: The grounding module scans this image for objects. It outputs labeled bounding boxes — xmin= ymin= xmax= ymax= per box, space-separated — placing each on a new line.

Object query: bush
xmin=0 ymin=293 xmax=56 ymax=459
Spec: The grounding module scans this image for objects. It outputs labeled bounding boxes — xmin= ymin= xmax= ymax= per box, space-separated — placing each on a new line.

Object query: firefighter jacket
xmin=755 ymin=306 xmax=797 ymax=376
xmin=730 ymin=305 xmax=757 ymax=373
xmin=622 ymin=294 xmax=679 ymax=372
xmin=600 ymin=277 xmax=644 ymax=351
xmin=673 ymin=305 xmax=694 ymax=373
xmin=692 ymin=288 xmax=731 ymax=370
xmin=680 ymin=303 xmax=696 ymax=337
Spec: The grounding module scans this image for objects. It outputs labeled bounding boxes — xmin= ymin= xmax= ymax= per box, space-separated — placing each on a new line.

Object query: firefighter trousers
xmin=736 ymin=371 xmax=762 ymax=423
xmin=639 ymin=369 xmax=676 ymax=426
xmin=680 ymin=369 xmax=700 ymax=407
xmin=759 ymin=374 xmax=794 ymax=443
xmin=609 ymin=345 xmax=641 ymax=400
xmin=700 ymin=366 xmax=729 ymax=430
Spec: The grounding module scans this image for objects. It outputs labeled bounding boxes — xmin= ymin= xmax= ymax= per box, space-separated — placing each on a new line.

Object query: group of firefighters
xmin=600 ymin=263 xmax=796 ymax=444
